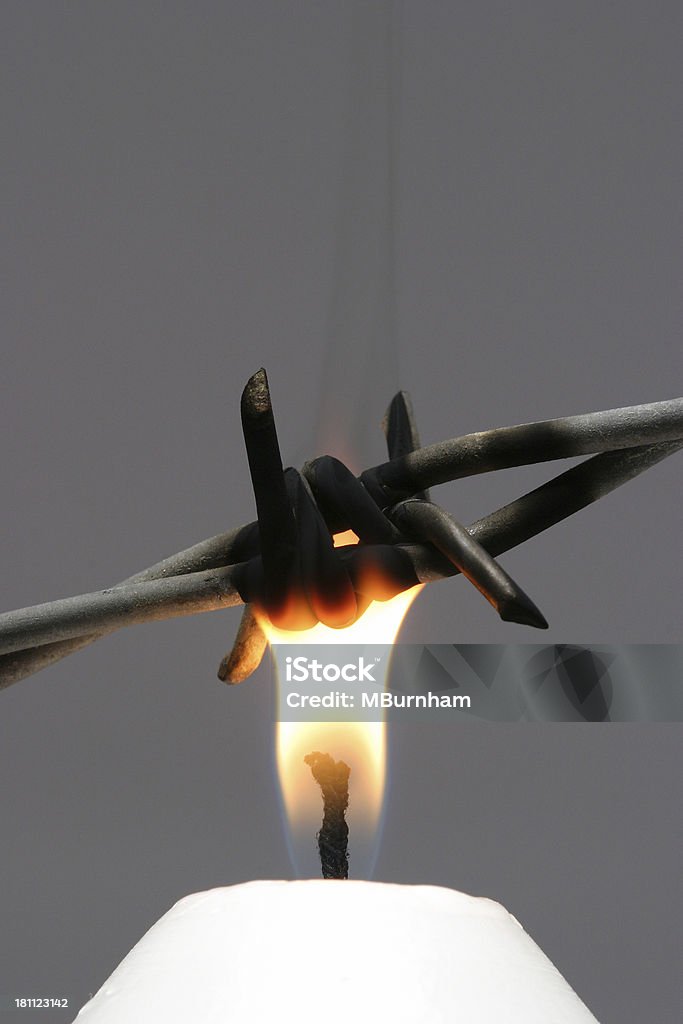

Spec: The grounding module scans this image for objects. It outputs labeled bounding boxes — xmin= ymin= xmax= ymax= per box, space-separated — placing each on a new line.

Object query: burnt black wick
xmin=304 ymin=751 xmax=351 ymax=880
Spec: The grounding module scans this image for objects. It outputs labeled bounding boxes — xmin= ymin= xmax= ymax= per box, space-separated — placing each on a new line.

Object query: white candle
xmin=74 ymin=880 xmax=598 ymax=1022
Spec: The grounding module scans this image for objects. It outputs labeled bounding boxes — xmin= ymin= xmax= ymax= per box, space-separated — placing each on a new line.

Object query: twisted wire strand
xmin=0 ymin=372 xmax=681 ymax=689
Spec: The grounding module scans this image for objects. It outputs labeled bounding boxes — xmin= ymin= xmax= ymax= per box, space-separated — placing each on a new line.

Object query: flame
xmin=332 ymin=528 xmax=360 ymax=548
xmin=260 ymin=533 xmax=422 ymax=876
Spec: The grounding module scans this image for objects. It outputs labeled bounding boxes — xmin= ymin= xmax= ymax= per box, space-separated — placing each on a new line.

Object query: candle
xmin=74 ymin=880 xmax=597 ymax=1022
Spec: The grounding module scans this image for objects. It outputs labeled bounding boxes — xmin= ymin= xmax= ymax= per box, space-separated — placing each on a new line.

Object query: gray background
xmin=1 ymin=2 xmax=681 ymax=1021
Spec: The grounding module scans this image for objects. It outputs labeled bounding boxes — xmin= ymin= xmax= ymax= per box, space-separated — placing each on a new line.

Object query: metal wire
xmin=0 ymin=374 xmax=681 ymax=690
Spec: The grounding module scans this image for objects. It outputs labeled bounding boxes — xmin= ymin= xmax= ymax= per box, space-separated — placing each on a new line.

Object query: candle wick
xmin=304 ymin=751 xmax=351 ymax=880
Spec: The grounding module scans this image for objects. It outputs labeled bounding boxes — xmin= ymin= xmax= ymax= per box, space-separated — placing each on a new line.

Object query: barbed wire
xmin=0 ymin=369 xmax=681 ymax=690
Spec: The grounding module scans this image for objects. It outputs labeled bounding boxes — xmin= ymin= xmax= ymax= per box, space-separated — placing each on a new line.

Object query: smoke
xmin=313 ymin=1 xmax=403 ymax=470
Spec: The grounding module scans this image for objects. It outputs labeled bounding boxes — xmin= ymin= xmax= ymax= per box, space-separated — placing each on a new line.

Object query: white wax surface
xmin=74 ymin=881 xmax=598 ymax=1023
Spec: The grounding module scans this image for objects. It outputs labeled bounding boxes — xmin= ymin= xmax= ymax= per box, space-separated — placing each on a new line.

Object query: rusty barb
xmin=0 ymin=368 xmax=681 ymax=689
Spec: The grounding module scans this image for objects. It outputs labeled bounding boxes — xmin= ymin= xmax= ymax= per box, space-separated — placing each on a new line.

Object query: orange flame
xmin=260 ymin=533 xmax=422 ymax=873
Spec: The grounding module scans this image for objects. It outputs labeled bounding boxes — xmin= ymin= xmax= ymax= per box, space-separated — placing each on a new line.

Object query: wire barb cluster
xmin=0 ymin=368 xmax=681 ymax=690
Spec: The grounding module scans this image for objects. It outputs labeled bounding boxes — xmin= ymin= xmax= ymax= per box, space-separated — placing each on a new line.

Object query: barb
xmin=389 ymin=499 xmax=547 ymax=629
xmin=241 ymin=369 xmax=303 ymax=629
xmin=217 ymin=606 xmax=268 ymax=685
xmin=363 ymin=398 xmax=683 ymax=503
xmin=382 ymin=390 xmax=430 ymax=500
